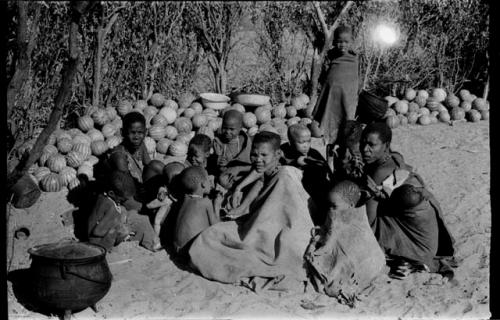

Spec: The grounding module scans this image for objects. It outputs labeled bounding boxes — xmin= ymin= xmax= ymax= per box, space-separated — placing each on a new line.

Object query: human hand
xmin=297 ymin=156 xmax=308 ymax=167
xmin=230 ymin=189 xmax=244 ymax=208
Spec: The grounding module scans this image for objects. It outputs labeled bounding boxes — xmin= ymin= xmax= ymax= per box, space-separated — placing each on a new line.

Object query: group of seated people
xmin=83 ymin=108 xmax=455 ymax=301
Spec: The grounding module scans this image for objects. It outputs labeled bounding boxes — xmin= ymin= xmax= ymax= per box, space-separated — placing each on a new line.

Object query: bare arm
xmin=109 ymin=151 xmax=129 ymax=172
xmin=234 ymin=169 xmax=263 ymax=192
xmin=206 ymin=199 xmax=220 ymax=225
xmin=226 ymin=179 xmax=264 ymax=219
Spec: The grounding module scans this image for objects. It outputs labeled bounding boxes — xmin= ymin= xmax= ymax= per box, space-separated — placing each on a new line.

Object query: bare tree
xmin=186 ymin=2 xmax=248 ymax=94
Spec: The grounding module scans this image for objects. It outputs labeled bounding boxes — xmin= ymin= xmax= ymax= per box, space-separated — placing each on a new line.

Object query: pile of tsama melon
xmin=384 ymin=88 xmax=489 ymax=128
xmin=24 ymin=92 xmax=313 ymax=193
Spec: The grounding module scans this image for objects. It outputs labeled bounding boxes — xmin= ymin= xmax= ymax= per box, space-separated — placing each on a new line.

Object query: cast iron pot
xmin=28 ymin=240 xmax=112 ymax=315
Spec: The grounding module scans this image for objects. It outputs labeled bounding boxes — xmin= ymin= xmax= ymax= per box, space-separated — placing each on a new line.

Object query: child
xmin=186 ymin=134 xmax=213 ymax=168
xmin=305 ymin=180 xmax=385 ymax=306
xmin=280 ymin=124 xmax=327 ymax=169
xmin=146 ymin=162 xmax=186 ymax=236
xmin=224 ymin=131 xmax=282 ymax=220
xmin=281 ymin=124 xmax=331 ymax=224
xmin=174 ymin=166 xmax=220 ymax=257
xmin=312 ymin=26 xmax=359 ymax=171
xmin=87 ymin=170 xmax=161 ymax=252
xmin=209 ymin=110 xmax=253 ymax=190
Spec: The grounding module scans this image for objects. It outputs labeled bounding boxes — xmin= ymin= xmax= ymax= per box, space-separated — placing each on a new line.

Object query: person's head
xmin=251 ymin=131 xmax=281 ymax=174
xmin=122 ymin=111 xmax=146 ymax=149
xmin=338 ymin=120 xmax=365 ymax=156
xmin=390 ymin=184 xmax=425 ymax=210
xmin=360 ymin=121 xmax=392 ymax=164
xmin=287 ymin=124 xmax=311 ymax=156
xmin=220 ymin=110 xmax=243 ymax=143
xmin=333 ymin=25 xmax=353 ymax=55
xmin=162 ymin=162 xmax=185 ymax=185
xmin=187 ymin=134 xmax=212 ymax=167
xmin=178 ymin=166 xmax=210 ymax=196
xmin=106 ymin=171 xmax=136 ymax=205
xmin=142 ymin=160 xmax=165 ymax=183
xmin=328 ymin=180 xmax=361 ymax=210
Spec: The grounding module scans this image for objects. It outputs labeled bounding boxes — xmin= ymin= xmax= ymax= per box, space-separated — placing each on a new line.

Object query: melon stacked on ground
xmin=384 ymin=88 xmax=489 ymax=128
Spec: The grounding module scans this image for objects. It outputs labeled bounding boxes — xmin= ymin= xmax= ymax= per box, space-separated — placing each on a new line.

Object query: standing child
xmin=174 ymin=166 xmax=220 ymax=258
xmin=87 ymin=171 xmax=161 ymax=252
xmin=312 ymin=26 xmax=359 ymax=172
xmin=305 ymin=180 xmax=385 ymax=306
xmin=209 ymin=110 xmax=253 ymax=190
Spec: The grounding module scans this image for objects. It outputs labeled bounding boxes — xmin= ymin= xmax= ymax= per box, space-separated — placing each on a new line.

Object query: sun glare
xmin=373 ymin=24 xmax=398 ymax=46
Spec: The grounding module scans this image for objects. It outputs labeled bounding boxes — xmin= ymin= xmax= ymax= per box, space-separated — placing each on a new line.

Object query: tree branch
xmin=7 ymin=1 xmax=93 ymax=192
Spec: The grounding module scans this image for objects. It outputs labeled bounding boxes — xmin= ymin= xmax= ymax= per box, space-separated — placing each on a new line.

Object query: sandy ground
xmin=7 ymin=120 xmax=490 ymax=319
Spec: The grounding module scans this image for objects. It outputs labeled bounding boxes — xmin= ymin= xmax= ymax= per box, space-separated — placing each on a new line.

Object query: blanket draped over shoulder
xmin=188 ymin=166 xmax=315 ymax=285
xmin=313 ymin=52 xmax=359 ymax=144
xmin=370 ymin=156 xmax=455 ymax=273
xmin=305 ymin=206 xmax=386 ymax=304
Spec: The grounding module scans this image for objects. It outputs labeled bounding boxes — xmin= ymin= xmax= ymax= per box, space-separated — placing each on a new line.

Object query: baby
xmin=88 ymin=170 xmax=161 ymax=252
xmin=146 ymin=162 xmax=185 ymax=236
xmin=174 ymin=166 xmax=220 ymax=257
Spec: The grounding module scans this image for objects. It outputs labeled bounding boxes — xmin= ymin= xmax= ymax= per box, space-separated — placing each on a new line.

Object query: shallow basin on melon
xmin=234 ymin=94 xmax=271 ymax=107
xmin=200 ymin=93 xmax=230 ymax=110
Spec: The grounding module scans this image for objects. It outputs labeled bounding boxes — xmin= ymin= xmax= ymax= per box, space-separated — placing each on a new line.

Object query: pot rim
xmin=28 ymin=241 xmax=107 ymax=264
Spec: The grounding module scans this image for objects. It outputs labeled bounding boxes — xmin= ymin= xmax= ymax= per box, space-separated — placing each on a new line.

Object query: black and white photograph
xmin=5 ymin=1 xmax=492 ymax=319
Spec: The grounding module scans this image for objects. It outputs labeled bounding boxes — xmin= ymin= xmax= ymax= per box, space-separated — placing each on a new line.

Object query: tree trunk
xmin=7 ymin=1 xmax=93 ymax=193
xmin=92 ymin=27 xmax=104 ymax=108
xmin=7 ymin=1 xmax=41 ymax=120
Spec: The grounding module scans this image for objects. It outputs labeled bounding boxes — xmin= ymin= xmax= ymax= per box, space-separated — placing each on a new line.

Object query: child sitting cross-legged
xmin=305 ymin=180 xmax=386 ymax=306
xmin=174 ymin=166 xmax=220 ymax=258
xmin=87 ymin=170 xmax=162 ymax=252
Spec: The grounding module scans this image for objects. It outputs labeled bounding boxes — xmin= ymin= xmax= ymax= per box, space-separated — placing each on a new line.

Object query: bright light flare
xmin=372 ymin=24 xmax=398 ymax=46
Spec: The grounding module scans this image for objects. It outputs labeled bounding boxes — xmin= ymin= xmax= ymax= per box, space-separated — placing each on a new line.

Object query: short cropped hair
xmin=179 ymin=166 xmax=208 ymax=194
xmin=362 ymin=121 xmax=392 ymax=145
xmin=142 ymin=159 xmax=165 ymax=183
xmin=334 ymin=25 xmax=353 ymax=40
xmin=122 ymin=111 xmax=146 ymax=133
xmin=253 ymin=131 xmax=281 ymax=151
xmin=287 ymin=124 xmax=310 ymax=142
xmin=330 ymin=180 xmax=361 ymax=207
xmin=163 ymin=162 xmax=185 ymax=184
xmin=222 ymin=110 xmax=243 ymax=126
xmin=188 ymin=134 xmax=213 ymax=153
xmin=390 ymin=184 xmax=424 ymax=209
xmin=108 ymin=170 xmax=136 ymax=197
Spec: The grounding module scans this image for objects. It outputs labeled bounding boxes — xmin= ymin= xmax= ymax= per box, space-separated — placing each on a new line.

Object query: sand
xmin=7 ymin=120 xmax=490 ymax=319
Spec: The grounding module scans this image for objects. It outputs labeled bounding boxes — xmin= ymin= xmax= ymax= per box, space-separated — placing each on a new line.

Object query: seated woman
xmin=187 ymin=132 xmax=315 ymax=290
xmin=359 ymin=122 xmax=455 ymax=278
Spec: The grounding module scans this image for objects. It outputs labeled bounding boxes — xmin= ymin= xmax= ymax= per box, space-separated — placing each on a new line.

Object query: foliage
xmin=7 ymin=0 xmax=489 ymax=165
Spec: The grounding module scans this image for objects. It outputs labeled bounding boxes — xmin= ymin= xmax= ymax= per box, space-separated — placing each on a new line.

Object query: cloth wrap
xmin=313 ymin=52 xmax=359 ymax=144
xmin=188 ymin=166 xmax=315 ymax=286
xmin=304 ymin=206 xmax=386 ymax=306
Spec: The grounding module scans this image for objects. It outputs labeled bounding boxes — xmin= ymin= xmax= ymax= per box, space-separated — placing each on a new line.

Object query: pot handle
xmin=60 ymin=263 xmax=110 ymax=285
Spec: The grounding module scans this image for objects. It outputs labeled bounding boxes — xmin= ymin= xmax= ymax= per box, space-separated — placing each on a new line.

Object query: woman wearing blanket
xmin=359 ymin=122 xmax=456 ymax=279
xmin=188 ymin=132 xmax=315 ymax=291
